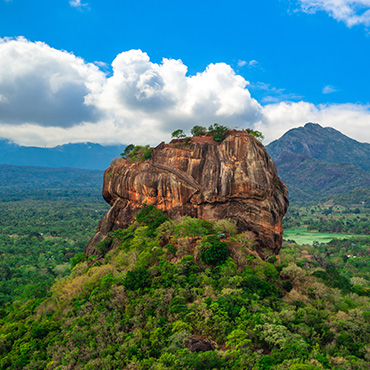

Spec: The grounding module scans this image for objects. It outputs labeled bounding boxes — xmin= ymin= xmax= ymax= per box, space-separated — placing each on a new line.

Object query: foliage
xmin=208 ymin=123 xmax=228 ymax=143
xmin=171 ymin=129 xmax=186 ymax=139
xmin=96 ymin=238 xmax=112 ymax=256
xmin=123 ymin=267 xmax=152 ymax=291
xmin=191 ymin=125 xmax=207 ymax=137
xmin=0 ymin=189 xmax=108 ymax=306
xmin=70 ymin=253 xmax=87 ymax=269
xmin=245 ymin=128 xmax=264 ymax=141
xmin=126 ymin=145 xmax=153 ymax=162
xmin=3 ymin=188 xmax=370 ymax=369
xmin=136 ymin=205 xmax=169 ymax=237
xmin=120 ymin=144 xmax=135 ymax=158
xmin=174 ymin=217 xmax=215 ymax=238
xmin=200 ymin=235 xmax=228 ymax=266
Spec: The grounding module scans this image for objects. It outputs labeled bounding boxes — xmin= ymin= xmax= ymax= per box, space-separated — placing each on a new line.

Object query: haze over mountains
xmin=0 ymin=140 xmax=122 ymax=170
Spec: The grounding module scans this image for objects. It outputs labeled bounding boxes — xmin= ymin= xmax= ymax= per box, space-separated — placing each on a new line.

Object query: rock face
xmin=85 ymin=130 xmax=289 ymax=257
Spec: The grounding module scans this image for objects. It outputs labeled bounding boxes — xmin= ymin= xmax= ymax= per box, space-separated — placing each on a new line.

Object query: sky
xmin=0 ymin=0 xmax=370 ymax=147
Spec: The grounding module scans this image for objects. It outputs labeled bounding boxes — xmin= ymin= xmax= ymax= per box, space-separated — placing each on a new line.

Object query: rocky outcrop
xmin=85 ymin=130 xmax=289 ymax=257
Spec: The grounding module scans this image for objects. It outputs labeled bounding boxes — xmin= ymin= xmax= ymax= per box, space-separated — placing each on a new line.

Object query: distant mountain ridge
xmin=266 ymin=123 xmax=370 ymax=201
xmin=267 ymin=123 xmax=370 ymax=172
xmin=0 ymin=140 xmax=123 ymax=170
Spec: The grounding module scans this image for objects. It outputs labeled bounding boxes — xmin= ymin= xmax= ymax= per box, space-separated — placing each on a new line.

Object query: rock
xmin=186 ymin=338 xmax=214 ymax=352
xmin=85 ymin=130 xmax=289 ymax=257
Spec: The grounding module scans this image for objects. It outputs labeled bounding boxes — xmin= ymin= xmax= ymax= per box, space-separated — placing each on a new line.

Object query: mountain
xmin=267 ymin=122 xmax=370 ymax=172
xmin=0 ymin=164 xmax=104 ymax=190
xmin=266 ymin=123 xmax=370 ymax=201
xmin=0 ymin=140 xmax=123 ymax=170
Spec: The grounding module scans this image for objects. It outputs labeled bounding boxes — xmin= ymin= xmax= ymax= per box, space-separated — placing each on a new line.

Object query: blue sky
xmin=0 ymin=0 xmax=370 ymax=146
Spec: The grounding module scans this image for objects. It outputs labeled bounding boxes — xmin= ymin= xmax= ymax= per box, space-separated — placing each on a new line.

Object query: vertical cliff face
xmin=85 ymin=130 xmax=289 ymax=257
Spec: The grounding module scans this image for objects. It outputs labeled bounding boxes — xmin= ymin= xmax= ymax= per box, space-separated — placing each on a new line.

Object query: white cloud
xmin=250 ymin=82 xmax=303 ymax=103
xmin=1 ymin=38 xmax=370 ymax=148
xmin=258 ymin=101 xmax=370 ymax=144
xmin=322 ymin=84 xmax=337 ymax=94
xmin=296 ymin=0 xmax=370 ymax=27
xmin=0 ymin=39 xmax=261 ymax=146
xmin=69 ymin=0 xmax=89 ymax=9
xmin=0 ymin=37 xmax=105 ymax=127
xmin=237 ymin=59 xmax=258 ymax=68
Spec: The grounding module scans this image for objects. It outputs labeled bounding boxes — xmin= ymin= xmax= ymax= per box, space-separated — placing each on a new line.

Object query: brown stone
xmin=85 ymin=130 xmax=289 ymax=257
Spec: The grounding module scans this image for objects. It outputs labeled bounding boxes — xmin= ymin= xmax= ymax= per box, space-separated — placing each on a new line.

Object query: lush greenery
xmin=170 ymin=125 xmax=264 ymax=144
xmin=2 ymin=206 xmax=370 ymax=369
xmin=120 ymin=145 xmax=153 ymax=162
xmin=266 ymin=123 xmax=370 ymax=203
xmin=0 ymin=189 xmax=108 ymax=306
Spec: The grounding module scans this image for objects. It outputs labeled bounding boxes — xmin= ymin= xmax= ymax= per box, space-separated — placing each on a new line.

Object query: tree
xmin=245 ymin=128 xmax=264 ymax=141
xmin=171 ymin=129 xmax=186 ymax=139
xmin=121 ymin=144 xmax=135 ymax=158
xmin=191 ymin=125 xmax=207 ymax=137
xmin=208 ymin=123 xmax=228 ymax=142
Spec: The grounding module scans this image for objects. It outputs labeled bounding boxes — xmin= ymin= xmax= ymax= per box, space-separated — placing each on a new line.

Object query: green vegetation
xmin=120 ymin=145 xmax=153 ymax=162
xmin=170 ymin=125 xmax=264 ymax=144
xmin=283 ymin=227 xmax=367 ymax=245
xmin=245 ymin=128 xmax=264 ymax=141
xmin=190 ymin=125 xmax=207 ymax=137
xmin=2 ymin=205 xmax=370 ymax=369
xmin=0 ymin=189 xmax=108 ymax=306
xmin=171 ymin=129 xmax=186 ymax=139
xmin=207 ymin=123 xmax=229 ymax=142
xmin=120 ymin=144 xmax=135 ymax=158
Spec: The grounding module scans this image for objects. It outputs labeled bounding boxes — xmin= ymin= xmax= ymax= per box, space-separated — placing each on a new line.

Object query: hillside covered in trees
xmin=1 ymin=207 xmax=370 ymax=369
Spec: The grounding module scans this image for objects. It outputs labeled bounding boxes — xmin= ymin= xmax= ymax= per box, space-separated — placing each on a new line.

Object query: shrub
xmin=245 ymin=128 xmax=264 ymax=141
xmin=214 ymin=219 xmax=237 ymax=236
xmin=70 ymin=253 xmax=87 ymax=269
xmin=156 ymin=220 xmax=175 ymax=244
xmin=191 ymin=125 xmax=207 ymax=136
xmin=201 ymin=235 xmax=228 ymax=266
xmin=96 ymin=238 xmax=112 ymax=256
xmin=143 ymin=148 xmax=153 ymax=160
xmin=120 ymin=144 xmax=135 ymax=158
xmin=127 ymin=145 xmax=152 ymax=162
xmin=208 ymin=123 xmax=228 ymax=143
xmin=174 ymin=217 xmax=215 ymax=238
xmin=171 ymin=129 xmax=186 ymax=139
xmin=136 ymin=205 xmax=169 ymax=237
xmin=123 ymin=267 xmax=152 ymax=291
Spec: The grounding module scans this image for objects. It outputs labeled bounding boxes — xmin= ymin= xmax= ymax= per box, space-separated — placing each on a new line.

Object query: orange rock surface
xmin=86 ymin=130 xmax=289 ymax=257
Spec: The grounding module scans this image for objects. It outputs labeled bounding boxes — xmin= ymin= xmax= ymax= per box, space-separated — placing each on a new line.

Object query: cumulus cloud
xmin=0 ymin=37 xmax=104 ymax=127
xmin=0 ymin=39 xmax=262 ymax=146
xmin=296 ymin=0 xmax=370 ymax=27
xmin=0 ymin=37 xmax=370 ymax=147
xmin=258 ymin=101 xmax=370 ymax=144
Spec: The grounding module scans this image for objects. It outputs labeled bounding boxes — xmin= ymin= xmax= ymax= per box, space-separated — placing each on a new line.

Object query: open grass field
xmin=283 ymin=227 xmax=370 ymax=245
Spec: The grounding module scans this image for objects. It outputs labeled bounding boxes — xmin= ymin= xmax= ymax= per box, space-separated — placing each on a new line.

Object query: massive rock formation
xmin=86 ymin=130 xmax=289 ymax=257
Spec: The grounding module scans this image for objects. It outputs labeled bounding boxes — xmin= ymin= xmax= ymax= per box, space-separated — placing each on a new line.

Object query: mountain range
xmin=0 ymin=140 xmax=122 ymax=170
xmin=1 ymin=123 xmax=370 ymax=203
xmin=266 ymin=123 xmax=370 ymax=201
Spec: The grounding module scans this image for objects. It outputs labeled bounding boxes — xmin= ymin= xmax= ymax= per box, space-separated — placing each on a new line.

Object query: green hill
xmin=1 ymin=207 xmax=370 ymax=369
xmin=267 ymin=123 xmax=370 ymax=172
xmin=266 ymin=123 xmax=370 ymax=202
